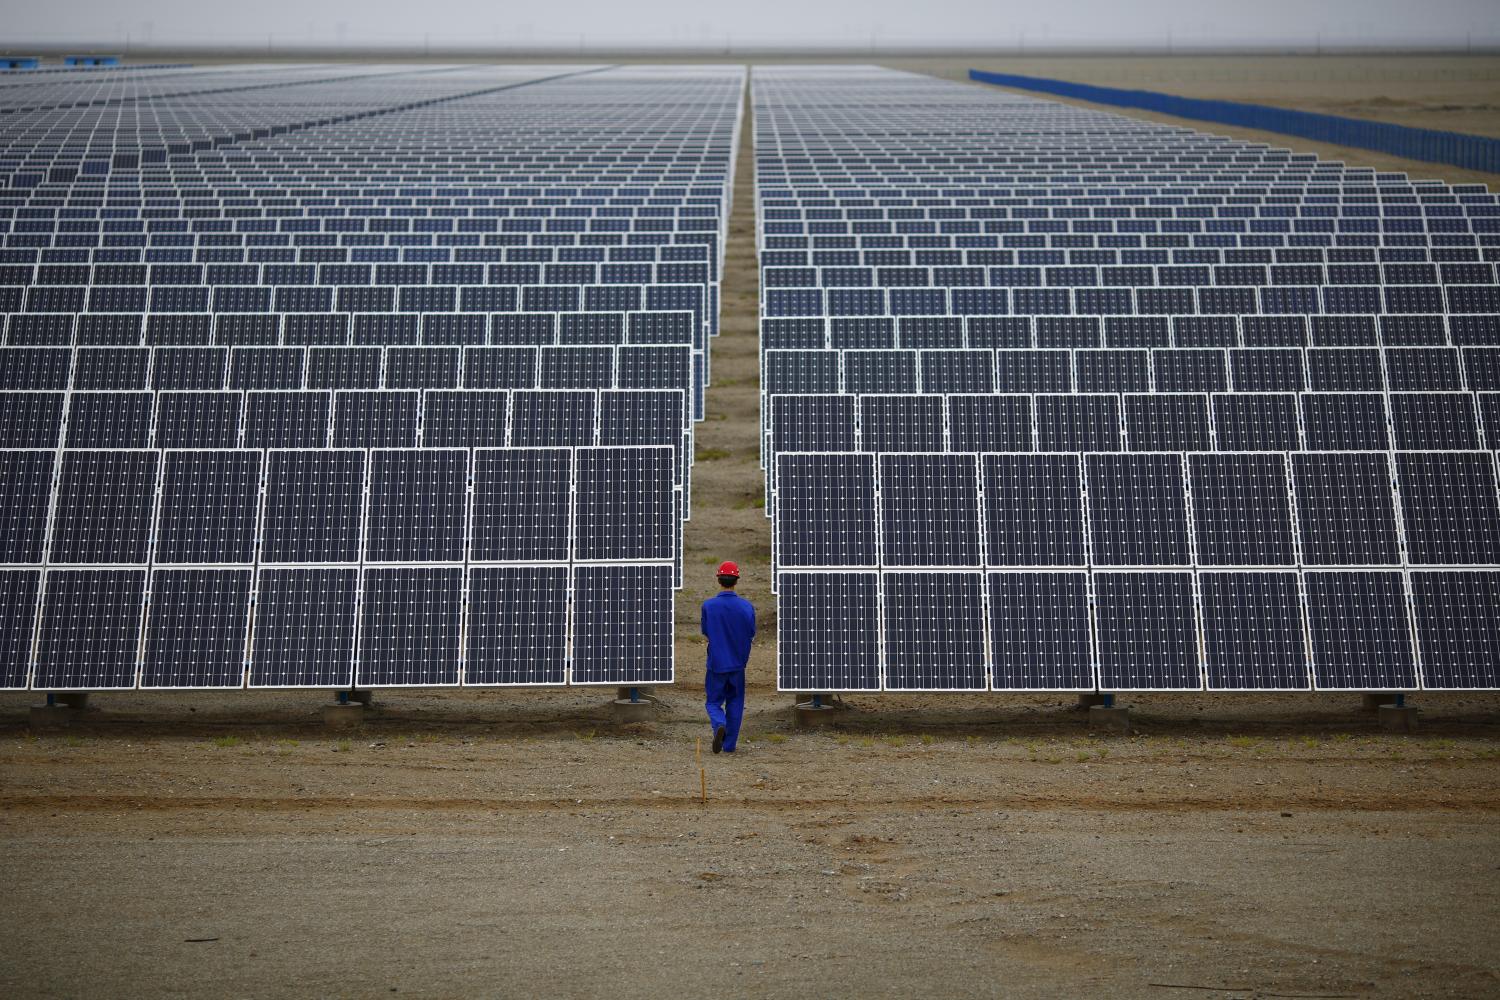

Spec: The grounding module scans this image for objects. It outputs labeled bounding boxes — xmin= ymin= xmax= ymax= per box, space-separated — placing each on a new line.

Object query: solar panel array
xmin=1 ymin=63 xmax=746 ymax=689
xmin=757 ymin=66 xmax=1500 ymax=694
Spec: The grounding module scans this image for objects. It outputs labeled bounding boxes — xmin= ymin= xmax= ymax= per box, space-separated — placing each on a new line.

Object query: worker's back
xmin=701 ymin=591 xmax=756 ymax=673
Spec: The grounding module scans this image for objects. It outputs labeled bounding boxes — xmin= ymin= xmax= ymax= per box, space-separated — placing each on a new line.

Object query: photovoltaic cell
xmin=365 ymin=449 xmax=468 ymax=563
xmin=153 ymin=450 xmax=261 ymax=564
xmin=49 ymin=451 xmax=159 ymax=565
xmin=1085 ymin=454 xmax=1191 ymax=566
xmin=1188 ymin=454 xmax=1295 ymax=566
xmin=1291 ymin=453 xmax=1401 ymax=565
xmin=878 ymin=453 xmax=982 ymax=567
xmin=260 ymin=450 xmax=365 ymax=564
xmin=573 ymin=447 xmax=676 ymax=561
xmin=774 ymin=453 xmax=878 ymax=567
xmin=1393 ymin=452 xmax=1500 ymax=565
xmin=982 ymin=454 xmax=1085 ymax=566
xmin=0 ymin=570 xmax=41 ymax=689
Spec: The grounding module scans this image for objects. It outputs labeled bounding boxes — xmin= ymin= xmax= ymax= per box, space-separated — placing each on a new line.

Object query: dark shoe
xmin=712 ymin=726 xmax=726 ymax=754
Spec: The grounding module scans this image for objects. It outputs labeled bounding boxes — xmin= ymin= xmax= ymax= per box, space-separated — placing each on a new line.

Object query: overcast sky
xmin=9 ymin=0 xmax=1499 ymax=50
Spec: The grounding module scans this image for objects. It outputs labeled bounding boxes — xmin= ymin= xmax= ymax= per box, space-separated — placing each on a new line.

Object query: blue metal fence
xmin=968 ymin=68 xmax=1500 ymax=177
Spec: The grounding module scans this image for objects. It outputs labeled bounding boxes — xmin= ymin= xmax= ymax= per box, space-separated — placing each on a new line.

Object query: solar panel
xmin=572 ymin=447 xmax=676 ymax=561
xmin=1085 ymin=454 xmax=1191 ymax=566
xmin=249 ymin=567 xmax=357 ymax=688
xmin=987 ymin=571 xmax=1093 ymax=690
xmin=775 ymin=571 xmax=881 ymax=692
xmin=1291 ymin=453 xmax=1401 ymax=565
xmin=33 ymin=568 xmax=146 ymax=689
xmin=1093 ymin=571 xmax=1201 ymax=690
xmin=1304 ymin=571 xmax=1418 ymax=690
xmin=470 ymin=448 xmax=572 ymax=563
xmin=882 ymin=571 xmax=987 ymax=691
xmin=774 ymin=453 xmax=878 ymax=568
xmin=1188 ymin=454 xmax=1296 ymax=565
xmin=1198 ymin=571 xmax=1310 ymax=690
xmin=1409 ymin=571 xmax=1500 ymax=690
xmin=570 ymin=564 xmax=674 ymax=684
xmin=0 ymin=450 xmax=55 ymax=564
xmin=365 ymin=449 xmax=468 ymax=563
xmin=260 ymin=450 xmax=365 ymax=564
xmin=0 ymin=569 xmax=41 ymax=689
xmin=878 ymin=454 xmax=982 ymax=567
xmin=464 ymin=566 xmax=569 ymax=685
xmin=982 ymin=454 xmax=1086 ymax=566
xmin=357 ymin=567 xmax=463 ymax=687
xmin=48 ymin=451 xmax=159 ymax=565
xmin=153 ymin=450 xmax=261 ymax=564
xmin=141 ymin=568 xmax=251 ymax=688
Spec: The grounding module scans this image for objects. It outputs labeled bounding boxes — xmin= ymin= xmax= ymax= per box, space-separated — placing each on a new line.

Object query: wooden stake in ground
xmin=697 ymin=737 xmax=706 ymax=804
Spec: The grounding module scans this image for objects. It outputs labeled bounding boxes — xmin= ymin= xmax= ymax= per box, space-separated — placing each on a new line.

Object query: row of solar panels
xmin=760 ymin=285 xmax=1500 ymax=316
xmin=761 ymin=393 xmax=1500 ymax=498
xmin=1 ymin=445 xmax=678 ymax=567
xmin=772 ymin=450 xmax=1500 ymax=572
xmin=774 ymin=567 xmax=1495 ymax=692
xmin=760 ymin=248 xmax=1499 ymax=267
xmin=1 ymin=310 xmax=701 ymax=346
xmin=0 ymin=563 xmax=675 ymax=690
xmin=753 ymin=65 xmax=1500 ymax=692
xmin=760 ymin=347 xmax=1500 ymax=394
xmin=759 ymin=313 xmax=1500 ymax=348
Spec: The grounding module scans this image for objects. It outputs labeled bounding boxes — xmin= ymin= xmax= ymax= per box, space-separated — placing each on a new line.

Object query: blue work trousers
xmin=704 ymin=669 xmax=746 ymax=751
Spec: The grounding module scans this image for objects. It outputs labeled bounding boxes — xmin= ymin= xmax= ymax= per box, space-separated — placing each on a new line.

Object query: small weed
xmin=1429 ymin=738 xmax=1455 ymax=751
xmin=275 ymin=738 xmax=298 ymax=748
xmin=574 ymin=729 xmax=597 ymax=742
xmin=335 ymin=739 xmax=352 ymax=753
xmin=1227 ymin=735 xmax=1260 ymax=749
xmin=766 ymin=733 xmax=787 ymax=744
xmin=211 ymin=735 xmax=243 ymax=749
xmin=64 ymin=734 xmax=83 ymax=747
xmin=1075 ymin=751 xmax=1091 ymax=762
xmin=1301 ymin=735 xmax=1321 ymax=749
xmin=966 ymin=734 xmax=981 ymax=745
xmin=1043 ymin=756 xmax=1063 ymax=764
xmin=696 ymin=447 xmax=731 ymax=462
xmin=1096 ymin=746 xmax=1110 ymax=760
xmin=919 ymin=734 xmax=935 ymax=746
xmin=859 ymin=737 xmax=876 ymax=749
xmin=1333 ymin=732 xmax=1354 ymax=743
xmin=883 ymin=735 xmax=905 ymax=748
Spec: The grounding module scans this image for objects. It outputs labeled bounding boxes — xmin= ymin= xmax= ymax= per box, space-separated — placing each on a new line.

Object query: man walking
xmin=701 ymin=560 xmax=755 ymax=754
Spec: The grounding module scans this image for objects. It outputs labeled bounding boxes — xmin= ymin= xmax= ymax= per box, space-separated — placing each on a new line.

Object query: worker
xmin=701 ymin=560 xmax=756 ymax=754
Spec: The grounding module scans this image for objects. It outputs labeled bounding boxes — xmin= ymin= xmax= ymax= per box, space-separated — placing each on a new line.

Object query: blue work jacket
xmin=701 ymin=591 xmax=756 ymax=673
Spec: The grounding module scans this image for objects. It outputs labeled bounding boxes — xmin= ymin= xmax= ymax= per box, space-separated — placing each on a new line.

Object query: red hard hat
xmin=717 ymin=561 xmax=740 ymax=578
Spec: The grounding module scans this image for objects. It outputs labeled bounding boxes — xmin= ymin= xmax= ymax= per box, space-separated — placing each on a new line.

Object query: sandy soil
xmin=1 ymin=62 xmax=1498 ymax=1000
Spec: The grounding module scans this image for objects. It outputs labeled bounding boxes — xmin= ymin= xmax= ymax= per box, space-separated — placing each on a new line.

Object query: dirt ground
xmin=1 ymin=58 xmax=1498 ymax=999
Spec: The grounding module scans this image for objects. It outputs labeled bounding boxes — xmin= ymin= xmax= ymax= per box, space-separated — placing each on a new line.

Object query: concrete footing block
xmin=1362 ymin=692 xmax=1400 ymax=711
xmin=28 ymin=705 xmax=73 ymax=730
xmin=1378 ymin=705 xmax=1419 ymax=733
xmin=1087 ymin=705 xmax=1132 ymax=734
xmin=792 ymin=701 xmax=840 ymax=729
xmin=321 ymin=703 xmax=366 ymax=729
xmin=611 ymin=697 xmax=657 ymax=725
xmin=1076 ymin=693 xmax=1110 ymax=709
xmin=348 ymin=690 xmax=375 ymax=706
xmin=55 ymin=692 xmax=90 ymax=710
xmin=615 ymin=687 xmax=662 ymax=706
